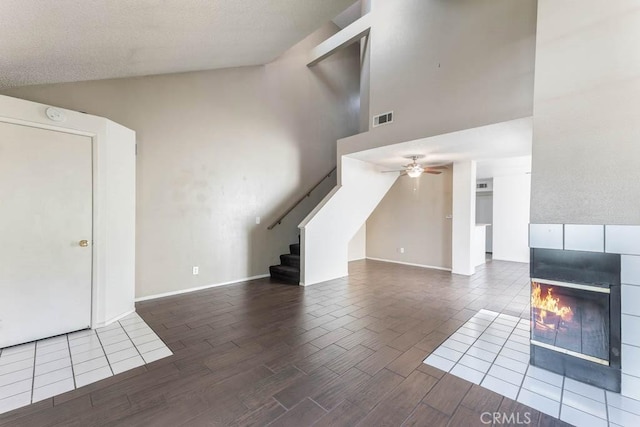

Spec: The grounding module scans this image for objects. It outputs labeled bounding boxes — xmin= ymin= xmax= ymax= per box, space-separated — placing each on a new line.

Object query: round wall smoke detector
xmin=45 ymin=107 xmax=66 ymax=122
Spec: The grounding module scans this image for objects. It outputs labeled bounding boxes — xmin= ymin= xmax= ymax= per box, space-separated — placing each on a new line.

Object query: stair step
xmin=269 ymin=265 xmax=299 ymax=285
xmin=289 ymin=243 xmax=300 ymax=256
xmin=269 ymin=264 xmax=299 ymax=277
xmin=280 ymin=254 xmax=300 ymax=269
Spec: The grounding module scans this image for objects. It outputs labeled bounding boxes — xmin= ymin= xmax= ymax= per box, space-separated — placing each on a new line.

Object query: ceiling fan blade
xmin=424 ymin=165 xmax=448 ymax=170
xmin=400 ymin=171 xmax=408 ymax=176
xmin=381 ymin=170 xmax=405 ymax=173
xmin=424 ymin=170 xmax=443 ymax=175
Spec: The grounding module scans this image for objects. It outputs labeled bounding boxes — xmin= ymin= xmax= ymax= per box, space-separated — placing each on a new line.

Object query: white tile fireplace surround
xmin=423 ymin=309 xmax=640 ymax=427
xmin=529 ymin=224 xmax=640 ymax=401
xmin=0 ymin=312 xmax=172 ymax=415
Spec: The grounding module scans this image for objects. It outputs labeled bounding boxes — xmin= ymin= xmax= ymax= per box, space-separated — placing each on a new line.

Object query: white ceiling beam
xmin=307 ymin=13 xmax=372 ymax=67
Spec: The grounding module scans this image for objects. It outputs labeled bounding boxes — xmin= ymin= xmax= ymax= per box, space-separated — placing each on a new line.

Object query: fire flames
xmin=532 ymin=282 xmax=574 ymax=327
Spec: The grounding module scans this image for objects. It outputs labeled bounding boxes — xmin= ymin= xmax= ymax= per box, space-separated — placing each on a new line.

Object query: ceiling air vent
xmin=373 ymin=111 xmax=393 ymax=128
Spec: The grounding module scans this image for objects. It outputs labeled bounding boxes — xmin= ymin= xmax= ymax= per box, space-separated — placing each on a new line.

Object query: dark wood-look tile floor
xmin=0 ymin=260 xmax=573 ymax=426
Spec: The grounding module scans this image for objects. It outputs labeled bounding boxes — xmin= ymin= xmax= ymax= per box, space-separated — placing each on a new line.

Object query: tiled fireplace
xmin=529 ymin=248 xmax=621 ymax=391
xmin=530 ymin=224 xmax=640 ymax=400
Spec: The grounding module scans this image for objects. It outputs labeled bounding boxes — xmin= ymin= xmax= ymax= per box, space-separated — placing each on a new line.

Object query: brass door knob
xmin=79 ymin=240 xmax=89 ymax=247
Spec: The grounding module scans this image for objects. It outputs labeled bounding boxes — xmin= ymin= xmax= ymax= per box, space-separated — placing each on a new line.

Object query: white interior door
xmin=0 ymin=121 xmax=92 ymax=349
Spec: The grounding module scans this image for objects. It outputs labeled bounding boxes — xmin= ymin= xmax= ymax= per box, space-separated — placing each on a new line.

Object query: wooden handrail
xmin=267 ymin=167 xmax=337 ymax=230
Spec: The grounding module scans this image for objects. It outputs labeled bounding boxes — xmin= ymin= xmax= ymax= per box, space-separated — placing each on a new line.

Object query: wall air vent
xmin=476 ymin=179 xmax=493 ymax=192
xmin=373 ymin=111 xmax=393 ymax=128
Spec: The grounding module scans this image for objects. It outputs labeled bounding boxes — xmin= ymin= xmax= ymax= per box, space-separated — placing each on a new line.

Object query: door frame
xmin=0 ymin=116 xmax=99 ymax=329
xmin=1 ymin=94 xmax=136 ymax=330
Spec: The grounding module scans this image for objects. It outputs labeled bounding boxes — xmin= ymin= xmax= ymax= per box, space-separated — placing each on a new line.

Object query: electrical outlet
xmin=399 ymin=248 xmax=405 ymax=254
xmin=192 ymin=266 xmax=199 ymax=275
xmin=256 ymin=216 xmax=261 ymax=224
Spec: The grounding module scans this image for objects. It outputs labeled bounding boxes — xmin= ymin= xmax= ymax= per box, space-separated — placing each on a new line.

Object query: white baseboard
xmin=95 ymin=308 xmax=135 ymax=328
xmin=299 ymin=275 xmax=348 ymax=287
xmin=135 ymin=274 xmax=270 ymax=302
xmin=366 ymin=257 xmax=452 ymax=272
xmin=491 ymin=256 xmax=529 ymax=264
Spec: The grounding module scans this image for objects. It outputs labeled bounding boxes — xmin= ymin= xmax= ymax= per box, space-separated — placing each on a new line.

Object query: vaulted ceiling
xmin=0 ymin=0 xmax=356 ymax=89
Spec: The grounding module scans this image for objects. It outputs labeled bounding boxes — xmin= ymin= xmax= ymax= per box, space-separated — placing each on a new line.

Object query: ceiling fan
xmin=382 ymin=155 xmax=448 ymax=178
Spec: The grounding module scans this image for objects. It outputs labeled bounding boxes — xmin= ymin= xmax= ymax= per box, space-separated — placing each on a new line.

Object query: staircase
xmin=269 ymin=242 xmax=300 ymax=285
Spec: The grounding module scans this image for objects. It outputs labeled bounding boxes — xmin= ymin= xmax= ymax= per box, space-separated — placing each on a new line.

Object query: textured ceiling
xmin=0 ymin=0 xmax=356 ymax=89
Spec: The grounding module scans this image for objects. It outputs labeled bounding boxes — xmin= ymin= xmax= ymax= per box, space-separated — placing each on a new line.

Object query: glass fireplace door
xmin=531 ymin=280 xmax=610 ymax=364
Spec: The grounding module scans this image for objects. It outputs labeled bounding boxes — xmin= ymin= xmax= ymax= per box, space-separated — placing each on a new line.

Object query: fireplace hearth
xmin=530 ymin=248 xmax=621 ymax=392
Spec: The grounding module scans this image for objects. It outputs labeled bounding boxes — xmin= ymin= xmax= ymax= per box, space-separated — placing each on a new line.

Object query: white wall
xmin=300 ymin=156 xmax=397 ymax=285
xmin=452 ymin=161 xmax=476 ymax=275
xmin=473 ymin=225 xmax=487 ymax=267
xmin=531 ymin=0 xmax=640 ymax=224
xmin=0 ymin=94 xmax=136 ymax=327
xmin=492 ymin=174 xmax=531 ymax=263
xmin=358 ymin=0 xmax=372 ymax=133
xmin=366 ymin=170 xmax=453 ymax=270
xmin=348 ymin=223 xmax=366 ymax=261
xmin=3 ymin=23 xmax=360 ymax=299
xmin=337 ymin=0 xmax=537 ymax=157
xmin=369 ymin=0 xmax=536 ymax=137
xmin=103 ymin=121 xmax=136 ymax=322
xmin=476 ymin=192 xmax=493 ymax=252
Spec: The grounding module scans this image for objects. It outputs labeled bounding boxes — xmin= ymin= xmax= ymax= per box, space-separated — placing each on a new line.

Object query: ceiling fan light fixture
xmin=407 ymin=165 xmax=424 ymax=178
